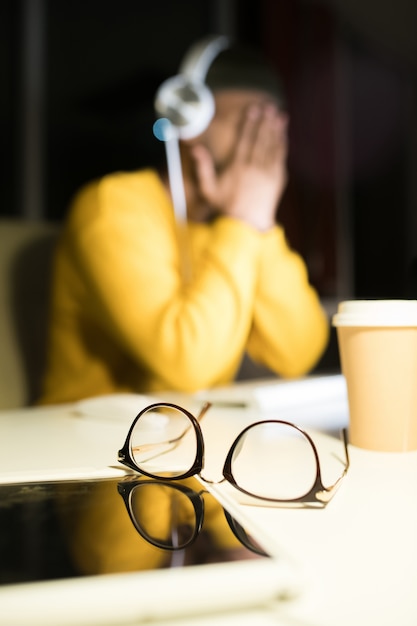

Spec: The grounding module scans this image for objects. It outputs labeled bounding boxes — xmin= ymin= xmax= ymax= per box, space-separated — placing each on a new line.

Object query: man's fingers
xmin=234 ymin=105 xmax=262 ymax=163
xmin=251 ymin=109 xmax=288 ymax=169
xmin=190 ymin=145 xmax=218 ymax=202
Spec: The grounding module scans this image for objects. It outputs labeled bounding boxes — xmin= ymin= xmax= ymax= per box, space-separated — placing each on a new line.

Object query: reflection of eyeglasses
xmin=118 ymin=402 xmax=349 ymax=507
xmin=117 ymin=478 xmax=267 ymax=556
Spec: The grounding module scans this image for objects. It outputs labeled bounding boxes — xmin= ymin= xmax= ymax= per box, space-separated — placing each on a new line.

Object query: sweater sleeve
xmin=246 ymin=226 xmax=329 ymax=378
xmin=68 ymin=173 xmax=266 ymax=392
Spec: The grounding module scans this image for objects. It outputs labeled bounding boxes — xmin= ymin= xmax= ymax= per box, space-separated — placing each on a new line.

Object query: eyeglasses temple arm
xmin=129 ymin=402 xmax=212 ymax=459
xmin=196 ymin=401 xmax=212 ymax=423
xmin=315 ymin=428 xmax=350 ymax=504
xmin=342 ymin=428 xmax=350 ymax=468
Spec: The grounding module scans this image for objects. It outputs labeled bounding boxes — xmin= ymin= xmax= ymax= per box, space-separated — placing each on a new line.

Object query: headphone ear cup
xmin=154 ymin=74 xmax=215 ymax=140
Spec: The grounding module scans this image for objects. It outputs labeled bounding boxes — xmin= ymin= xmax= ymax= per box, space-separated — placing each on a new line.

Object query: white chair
xmin=0 ymin=218 xmax=59 ymax=408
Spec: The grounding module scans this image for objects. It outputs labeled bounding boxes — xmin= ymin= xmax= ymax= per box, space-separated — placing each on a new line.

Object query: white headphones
xmin=154 ymin=35 xmax=230 ymax=140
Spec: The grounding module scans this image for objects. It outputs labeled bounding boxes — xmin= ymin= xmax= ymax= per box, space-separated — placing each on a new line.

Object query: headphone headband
xmin=154 ymin=35 xmax=230 ymax=140
xmin=179 ymin=35 xmax=229 ymax=82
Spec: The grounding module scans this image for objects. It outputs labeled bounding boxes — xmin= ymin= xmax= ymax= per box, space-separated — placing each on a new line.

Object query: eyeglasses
xmin=117 ymin=477 xmax=267 ymax=556
xmin=118 ymin=402 xmax=349 ymax=507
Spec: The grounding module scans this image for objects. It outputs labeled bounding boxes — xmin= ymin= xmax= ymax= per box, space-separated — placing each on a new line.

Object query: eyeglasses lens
xmin=129 ymin=482 xmax=198 ymax=549
xmin=230 ymin=422 xmax=318 ymax=500
xmin=130 ymin=406 xmax=197 ymax=478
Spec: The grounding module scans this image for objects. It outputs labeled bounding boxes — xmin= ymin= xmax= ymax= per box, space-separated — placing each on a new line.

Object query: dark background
xmin=1 ymin=0 xmax=417 ymax=302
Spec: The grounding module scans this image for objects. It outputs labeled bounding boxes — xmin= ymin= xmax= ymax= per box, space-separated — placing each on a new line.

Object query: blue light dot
xmin=153 ymin=118 xmax=175 ymax=142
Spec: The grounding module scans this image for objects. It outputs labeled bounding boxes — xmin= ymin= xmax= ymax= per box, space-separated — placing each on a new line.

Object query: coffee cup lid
xmin=332 ymin=299 xmax=417 ymax=327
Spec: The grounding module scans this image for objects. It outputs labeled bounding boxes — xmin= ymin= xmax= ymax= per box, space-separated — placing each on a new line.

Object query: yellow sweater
xmin=39 ymin=169 xmax=328 ymax=404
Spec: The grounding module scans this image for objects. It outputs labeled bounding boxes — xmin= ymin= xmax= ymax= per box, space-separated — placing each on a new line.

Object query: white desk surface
xmin=1 ymin=374 xmax=416 ymax=626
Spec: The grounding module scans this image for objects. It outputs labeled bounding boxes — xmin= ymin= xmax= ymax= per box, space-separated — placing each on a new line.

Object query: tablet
xmin=0 ymin=476 xmax=301 ymax=625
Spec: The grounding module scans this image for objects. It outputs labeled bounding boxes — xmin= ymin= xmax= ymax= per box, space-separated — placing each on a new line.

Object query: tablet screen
xmin=0 ymin=475 xmax=268 ymax=584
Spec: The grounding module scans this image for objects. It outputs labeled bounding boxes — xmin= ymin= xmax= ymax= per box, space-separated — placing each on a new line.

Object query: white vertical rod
xmin=211 ymin=0 xmax=237 ymax=37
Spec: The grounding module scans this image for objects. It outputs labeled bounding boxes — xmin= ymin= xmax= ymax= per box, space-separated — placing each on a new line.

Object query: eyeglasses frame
xmin=117 ymin=478 xmax=204 ymax=550
xmin=118 ymin=402 xmax=350 ymax=507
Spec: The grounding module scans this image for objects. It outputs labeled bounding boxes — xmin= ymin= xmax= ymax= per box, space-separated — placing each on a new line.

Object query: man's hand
xmin=190 ymin=103 xmax=288 ymax=231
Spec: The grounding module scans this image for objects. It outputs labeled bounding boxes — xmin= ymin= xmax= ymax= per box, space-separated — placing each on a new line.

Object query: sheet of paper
xmin=195 ymin=374 xmax=349 ymax=434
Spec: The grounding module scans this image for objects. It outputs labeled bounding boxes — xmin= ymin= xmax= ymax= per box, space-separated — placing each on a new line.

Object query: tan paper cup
xmin=333 ymin=300 xmax=417 ymax=451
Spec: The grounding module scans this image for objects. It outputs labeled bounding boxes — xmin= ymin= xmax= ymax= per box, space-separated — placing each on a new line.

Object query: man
xmin=39 ymin=40 xmax=328 ymax=405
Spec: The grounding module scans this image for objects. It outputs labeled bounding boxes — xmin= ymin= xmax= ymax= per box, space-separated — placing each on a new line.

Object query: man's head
xmin=154 ymin=37 xmax=286 ymax=144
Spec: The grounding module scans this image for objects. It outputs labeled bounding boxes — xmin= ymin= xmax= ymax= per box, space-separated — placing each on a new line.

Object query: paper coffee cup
xmin=333 ymin=300 xmax=417 ymax=452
